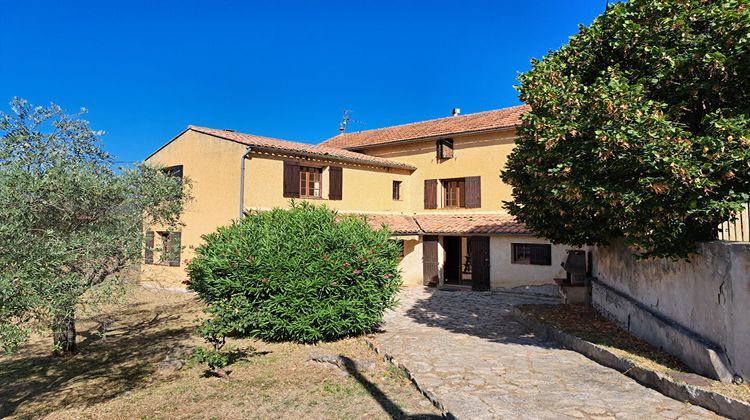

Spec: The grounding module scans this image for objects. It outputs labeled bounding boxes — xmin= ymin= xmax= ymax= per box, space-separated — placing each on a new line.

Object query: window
xmin=392 ymin=180 xmax=402 ymax=201
xmin=436 ymin=138 xmax=454 ymax=159
xmin=511 ymin=243 xmax=552 ymax=265
xmin=299 ymin=166 xmax=322 ymax=198
xmin=443 ymin=179 xmax=466 ymax=208
xmin=145 ymin=231 xmax=181 ymax=266
xmin=162 ymin=165 xmax=183 ymax=179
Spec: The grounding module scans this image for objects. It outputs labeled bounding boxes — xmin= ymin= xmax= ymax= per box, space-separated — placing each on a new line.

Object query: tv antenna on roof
xmin=339 ymin=110 xmax=351 ymax=133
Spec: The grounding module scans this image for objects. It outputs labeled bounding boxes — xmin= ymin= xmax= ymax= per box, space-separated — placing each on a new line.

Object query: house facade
xmin=142 ymin=105 xmax=575 ymax=290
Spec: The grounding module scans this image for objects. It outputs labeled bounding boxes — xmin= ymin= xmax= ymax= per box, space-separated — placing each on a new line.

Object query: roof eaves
xmin=339 ymin=125 xmax=518 ymax=151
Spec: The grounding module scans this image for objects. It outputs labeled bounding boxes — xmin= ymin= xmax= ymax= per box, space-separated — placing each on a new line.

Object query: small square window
xmin=436 ymin=138 xmax=454 ymax=159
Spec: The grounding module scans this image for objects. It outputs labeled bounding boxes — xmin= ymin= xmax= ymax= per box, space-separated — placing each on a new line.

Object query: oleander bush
xmin=187 ymin=202 xmax=402 ymax=344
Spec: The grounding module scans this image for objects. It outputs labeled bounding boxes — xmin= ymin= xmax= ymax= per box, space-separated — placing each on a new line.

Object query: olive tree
xmin=502 ymin=0 xmax=750 ymax=259
xmin=0 ymin=98 xmax=187 ymax=355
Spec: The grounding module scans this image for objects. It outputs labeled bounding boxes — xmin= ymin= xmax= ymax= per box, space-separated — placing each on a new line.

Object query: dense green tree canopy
xmin=503 ymin=0 xmax=750 ymax=259
xmin=0 ymin=98 xmax=187 ymax=354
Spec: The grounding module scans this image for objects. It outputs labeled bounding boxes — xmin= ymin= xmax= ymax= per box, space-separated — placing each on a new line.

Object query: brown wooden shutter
xmin=168 ymin=232 xmax=182 ymax=267
xmin=465 ymin=176 xmax=481 ymax=208
xmin=422 ymin=235 xmax=439 ymax=286
xmin=144 ymin=231 xmax=154 ymax=264
xmin=283 ymin=161 xmax=300 ymax=198
xmin=436 ymin=139 xmax=454 ymax=159
xmin=424 ymin=179 xmax=437 ymax=209
xmin=329 ymin=166 xmax=343 ymax=200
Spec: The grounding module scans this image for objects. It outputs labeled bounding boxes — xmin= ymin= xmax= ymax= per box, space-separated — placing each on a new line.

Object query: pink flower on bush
xmin=343 ymin=262 xmax=351 ymax=267
xmin=384 ymin=274 xmax=391 ymax=279
xmin=353 ymin=269 xmax=361 ymax=275
xmin=331 ymin=281 xmax=337 ymax=286
xmin=359 ymin=257 xmax=367 ymax=263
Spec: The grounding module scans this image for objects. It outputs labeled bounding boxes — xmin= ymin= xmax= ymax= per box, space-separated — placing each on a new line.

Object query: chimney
xmin=452 ymin=108 xmax=461 ymax=117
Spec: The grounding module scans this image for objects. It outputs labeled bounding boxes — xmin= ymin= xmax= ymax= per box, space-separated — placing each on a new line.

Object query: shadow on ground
xmin=0 ymin=298 xmax=198 ymax=418
xmin=340 ymin=356 xmax=443 ymax=419
xmin=402 ymin=287 xmax=562 ymax=348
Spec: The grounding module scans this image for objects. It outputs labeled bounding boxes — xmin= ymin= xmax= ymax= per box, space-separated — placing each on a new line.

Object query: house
xmin=142 ymin=105 xmax=576 ymax=290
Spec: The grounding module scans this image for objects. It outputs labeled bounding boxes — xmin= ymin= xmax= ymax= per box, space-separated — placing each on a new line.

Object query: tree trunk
xmin=53 ymin=312 xmax=77 ymax=356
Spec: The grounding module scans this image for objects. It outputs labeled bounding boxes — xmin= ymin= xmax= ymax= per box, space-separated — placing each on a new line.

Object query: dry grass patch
xmin=518 ymin=304 xmax=750 ymax=404
xmin=0 ymin=286 xmax=441 ymax=419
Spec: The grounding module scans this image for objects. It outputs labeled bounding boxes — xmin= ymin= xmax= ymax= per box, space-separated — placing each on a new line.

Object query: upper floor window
xmin=162 ymin=165 xmax=183 ymax=179
xmin=300 ymin=166 xmax=322 ymax=198
xmin=511 ymin=243 xmax=551 ymax=265
xmin=392 ymin=180 xmax=402 ymax=201
xmin=436 ymin=138 xmax=454 ymax=160
xmin=443 ymin=179 xmax=466 ymax=208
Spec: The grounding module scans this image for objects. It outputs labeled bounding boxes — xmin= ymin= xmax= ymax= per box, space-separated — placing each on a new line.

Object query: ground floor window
xmin=145 ymin=231 xmax=181 ymax=267
xmin=511 ymin=243 xmax=551 ymax=265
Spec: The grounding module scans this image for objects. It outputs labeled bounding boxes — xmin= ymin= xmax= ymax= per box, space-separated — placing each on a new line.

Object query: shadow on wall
xmin=0 ymin=300 xmax=198 ymax=418
xmin=401 ymin=287 xmax=562 ymax=349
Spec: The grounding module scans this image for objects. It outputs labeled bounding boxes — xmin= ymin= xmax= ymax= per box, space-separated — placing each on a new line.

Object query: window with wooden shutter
xmin=300 ymin=166 xmax=322 ymax=198
xmin=283 ymin=161 xmax=300 ymax=198
xmin=511 ymin=243 xmax=552 ymax=265
xmin=424 ymin=179 xmax=437 ymax=209
xmin=442 ymin=179 xmax=466 ymax=208
xmin=465 ymin=176 xmax=481 ymax=208
xmin=144 ymin=231 xmax=154 ymax=264
xmin=392 ymin=180 xmax=402 ymax=201
xmin=436 ymin=139 xmax=454 ymax=159
xmin=328 ymin=166 xmax=342 ymax=200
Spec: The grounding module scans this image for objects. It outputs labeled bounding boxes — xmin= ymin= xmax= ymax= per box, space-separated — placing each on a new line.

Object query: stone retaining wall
xmin=591 ymin=240 xmax=750 ymax=382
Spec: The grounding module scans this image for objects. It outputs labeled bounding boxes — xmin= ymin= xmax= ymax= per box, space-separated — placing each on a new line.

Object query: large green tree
xmin=0 ymin=98 xmax=187 ymax=354
xmin=503 ymin=0 xmax=750 ymax=259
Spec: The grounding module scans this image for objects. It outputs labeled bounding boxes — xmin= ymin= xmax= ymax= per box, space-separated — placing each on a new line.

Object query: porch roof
xmin=353 ymin=213 xmax=530 ymax=236
xmin=414 ymin=214 xmax=530 ymax=235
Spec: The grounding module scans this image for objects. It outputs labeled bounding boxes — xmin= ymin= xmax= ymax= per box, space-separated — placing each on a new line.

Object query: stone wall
xmin=591 ymin=240 xmax=750 ymax=382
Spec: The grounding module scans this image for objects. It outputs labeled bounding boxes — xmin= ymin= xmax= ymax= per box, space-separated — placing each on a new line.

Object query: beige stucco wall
xmin=398 ymin=238 xmax=423 ymax=286
xmin=241 ymin=152 xmax=412 ymax=213
xmin=142 ymin=130 xmax=416 ymax=287
xmin=490 ymin=236 xmax=575 ymax=288
xmin=362 ymin=129 xmax=517 ymax=213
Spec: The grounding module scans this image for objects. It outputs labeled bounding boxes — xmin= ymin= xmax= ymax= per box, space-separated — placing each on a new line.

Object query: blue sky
xmin=1 ymin=1 xmax=607 ymax=163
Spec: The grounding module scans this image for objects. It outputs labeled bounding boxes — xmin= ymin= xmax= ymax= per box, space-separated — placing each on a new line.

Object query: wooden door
xmin=471 ymin=236 xmax=490 ymax=291
xmin=422 ymin=236 xmax=439 ymax=287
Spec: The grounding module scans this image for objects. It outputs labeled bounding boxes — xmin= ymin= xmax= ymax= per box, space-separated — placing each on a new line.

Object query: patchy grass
xmin=518 ymin=304 xmax=750 ymax=404
xmin=0 ymin=286 xmax=441 ymax=419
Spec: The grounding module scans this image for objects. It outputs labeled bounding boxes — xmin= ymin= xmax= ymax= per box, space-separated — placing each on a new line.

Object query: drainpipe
xmin=239 ymin=146 xmax=252 ymax=219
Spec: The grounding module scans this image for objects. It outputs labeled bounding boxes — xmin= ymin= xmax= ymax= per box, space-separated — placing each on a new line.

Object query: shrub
xmin=187 ymin=202 xmax=402 ymax=343
xmin=502 ymin=0 xmax=750 ymax=259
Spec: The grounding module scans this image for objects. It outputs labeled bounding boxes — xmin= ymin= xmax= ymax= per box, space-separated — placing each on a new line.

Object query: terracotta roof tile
xmin=414 ymin=214 xmax=529 ymax=235
xmin=188 ymin=125 xmax=416 ymax=170
xmin=320 ymin=105 xmax=529 ymax=150
xmin=359 ymin=214 xmax=422 ymax=235
xmin=345 ymin=213 xmax=529 ymax=236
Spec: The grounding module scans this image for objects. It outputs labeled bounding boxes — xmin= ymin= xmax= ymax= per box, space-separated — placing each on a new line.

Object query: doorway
xmin=443 ymin=236 xmax=473 ymax=287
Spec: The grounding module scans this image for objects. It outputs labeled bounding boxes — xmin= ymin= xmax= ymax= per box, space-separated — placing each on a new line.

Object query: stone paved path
xmin=371 ymin=287 xmax=721 ymax=419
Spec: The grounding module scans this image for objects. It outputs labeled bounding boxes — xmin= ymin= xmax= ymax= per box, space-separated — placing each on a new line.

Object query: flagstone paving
xmin=370 ymin=287 xmax=721 ymax=419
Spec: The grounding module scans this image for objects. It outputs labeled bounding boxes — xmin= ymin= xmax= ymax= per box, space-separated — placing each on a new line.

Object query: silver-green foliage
xmin=0 ymin=98 xmax=187 ymax=354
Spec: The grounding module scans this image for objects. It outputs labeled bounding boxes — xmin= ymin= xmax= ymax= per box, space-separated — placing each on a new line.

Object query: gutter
xmin=239 ymin=146 xmax=252 ymax=218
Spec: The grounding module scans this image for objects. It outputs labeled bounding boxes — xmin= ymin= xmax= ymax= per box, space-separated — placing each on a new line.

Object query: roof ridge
xmin=328 ymin=104 xmax=528 ymax=138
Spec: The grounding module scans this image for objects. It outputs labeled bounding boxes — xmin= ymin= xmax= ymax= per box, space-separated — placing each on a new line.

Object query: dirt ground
xmin=0 ymin=287 xmax=442 ymax=419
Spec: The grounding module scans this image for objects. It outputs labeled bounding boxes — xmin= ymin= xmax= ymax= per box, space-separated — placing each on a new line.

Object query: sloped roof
xmin=414 ymin=214 xmax=529 ymax=235
xmin=345 ymin=213 xmax=530 ymax=236
xmin=360 ymin=214 xmax=422 ymax=235
xmin=320 ymin=105 xmax=529 ymax=150
xmin=186 ymin=126 xmax=416 ymax=170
